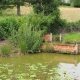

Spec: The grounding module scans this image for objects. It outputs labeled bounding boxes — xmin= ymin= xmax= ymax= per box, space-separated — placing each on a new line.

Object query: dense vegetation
xmin=0 ymin=1 xmax=80 ymax=80
xmin=73 ymin=0 xmax=80 ymax=7
xmin=9 ymin=16 xmax=43 ymax=53
xmin=0 ymin=2 xmax=80 ymax=41
xmin=0 ymin=16 xmax=26 ymax=40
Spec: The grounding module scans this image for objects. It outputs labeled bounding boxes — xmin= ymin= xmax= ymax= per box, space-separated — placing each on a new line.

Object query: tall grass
xmin=1 ymin=45 xmax=11 ymax=56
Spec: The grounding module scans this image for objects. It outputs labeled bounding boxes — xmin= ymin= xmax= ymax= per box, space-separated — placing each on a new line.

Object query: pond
xmin=0 ymin=53 xmax=80 ymax=80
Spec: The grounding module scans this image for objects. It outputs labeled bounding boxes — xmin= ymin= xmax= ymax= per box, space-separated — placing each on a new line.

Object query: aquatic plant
xmin=0 ymin=62 xmax=73 ymax=80
xmin=1 ymin=45 xmax=11 ymax=56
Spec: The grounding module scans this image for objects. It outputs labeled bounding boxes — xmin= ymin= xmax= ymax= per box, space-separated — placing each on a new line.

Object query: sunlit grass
xmin=63 ymin=33 xmax=80 ymax=43
xmin=1 ymin=6 xmax=33 ymax=16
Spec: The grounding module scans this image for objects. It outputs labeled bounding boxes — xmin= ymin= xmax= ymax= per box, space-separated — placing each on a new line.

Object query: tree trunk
xmin=17 ymin=4 xmax=21 ymax=16
xmin=41 ymin=0 xmax=44 ymax=14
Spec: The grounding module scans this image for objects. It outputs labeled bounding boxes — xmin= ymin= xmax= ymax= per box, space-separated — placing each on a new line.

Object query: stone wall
xmin=43 ymin=34 xmax=80 ymax=54
xmin=42 ymin=43 xmax=80 ymax=54
xmin=53 ymin=44 xmax=74 ymax=53
xmin=43 ymin=33 xmax=52 ymax=42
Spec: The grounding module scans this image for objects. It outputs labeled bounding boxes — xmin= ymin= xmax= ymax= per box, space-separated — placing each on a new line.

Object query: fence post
xmin=74 ymin=43 xmax=78 ymax=54
xmin=50 ymin=33 xmax=52 ymax=43
xmin=60 ymin=33 xmax=62 ymax=42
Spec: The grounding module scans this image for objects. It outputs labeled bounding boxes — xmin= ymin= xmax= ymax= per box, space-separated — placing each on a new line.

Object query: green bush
xmin=0 ymin=14 xmax=67 ymax=41
xmin=60 ymin=2 xmax=71 ymax=6
xmin=73 ymin=0 xmax=80 ymax=7
xmin=19 ymin=42 xmax=27 ymax=54
xmin=0 ymin=16 xmax=27 ymax=40
xmin=1 ymin=45 xmax=11 ymax=56
xmin=66 ymin=20 xmax=80 ymax=33
xmin=10 ymin=22 xmax=43 ymax=53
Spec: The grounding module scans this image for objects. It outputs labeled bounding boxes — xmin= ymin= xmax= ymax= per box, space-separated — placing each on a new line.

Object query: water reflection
xmin=58 ymin=55 xmax=80 ymax=80
xmin=74 ymin=55 xmax=78 ymax=66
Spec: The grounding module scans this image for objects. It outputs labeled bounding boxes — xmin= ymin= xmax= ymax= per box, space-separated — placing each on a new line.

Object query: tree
xmin=7 ymin=0 xmax=28 ymax=16
xmin=10 ymin=0 xmax=30 ymax=16
xmin=29 ymin=0 xmax=63 ymax=33
xmin=0 ymin=0 xmax=29 ymax=16
xmin=29 ymin=0 xmax=60 ymax=15
xmin=73 ymin=0 xmax=80 ymax=7
xmin=0 ymin=0 xmax=13 ymax=14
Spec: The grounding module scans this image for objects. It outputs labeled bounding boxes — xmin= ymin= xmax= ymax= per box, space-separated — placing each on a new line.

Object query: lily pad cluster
xmin=0 ymin=62 xmax=70 ymax=80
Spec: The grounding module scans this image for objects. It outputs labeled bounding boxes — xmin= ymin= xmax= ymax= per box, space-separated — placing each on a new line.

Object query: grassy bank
xmin=63 ymin=33 xmax=80 ymax=43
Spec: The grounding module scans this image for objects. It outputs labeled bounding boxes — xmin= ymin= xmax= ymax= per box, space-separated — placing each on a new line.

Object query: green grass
xmin=1 ymin=45 xmax=11 ymax=56
xmin=63 ymin=33 xmax=80 ymax=43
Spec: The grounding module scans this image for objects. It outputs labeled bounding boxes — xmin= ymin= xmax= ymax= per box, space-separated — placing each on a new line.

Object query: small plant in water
xmin=1 ymin=45 xmax=11 ymax=56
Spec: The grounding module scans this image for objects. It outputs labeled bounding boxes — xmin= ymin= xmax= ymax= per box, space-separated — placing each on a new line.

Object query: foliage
xmin=73 ymin=0 xmax=80 ymax=7
xmin=50 ymin=18 xmax=67 ymax=34
xmin=59 ymin=0 xmax=71 ymax=6
xmin=0 ymin=0 xmax=14 ymax=15
xmin=63 ymin=33 xmax=80 ymax=43
xmin=0 ymin=16 xmax=27 ymax=40
xmin=27 ymin=13 xmax=66 ymax=34
xmin=60 ymin=2 xmax=71 ymax=6
xmin=28 ymin=0 xmax=63 ymax=34
xmin=30 ymin=0 xmax=60 ymax=15
xmin=0 ymin=14 xmax=67 ymax=41
xmin=10 ymin=21 xmax=43 ymax=53
xmin=66 ymin=20 xmax=80 ymax=33
xmin=19 ymin=42 xmax=27 ymax=54
xmin=43 ymin=42 xmax=54 ymax=53
xmin=30 ymin=13 xmax=56 ymax=33
xmin=0 ymin=0 xmax=65 ymax=34
xmin=1 ymin=45 xmax=11 ymax=56
xmin=0 ymin=0 xmax=30 ymax=15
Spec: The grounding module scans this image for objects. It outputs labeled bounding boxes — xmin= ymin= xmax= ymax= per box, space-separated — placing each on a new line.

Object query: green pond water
xmin=0 ymin=53 xmax=79 ymax=65
xmin=0 ymin=53 xmax=80 ymax=79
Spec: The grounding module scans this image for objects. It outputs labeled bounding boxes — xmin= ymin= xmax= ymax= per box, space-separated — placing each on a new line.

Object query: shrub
xmin=60 ymin=2 xmax=71 ymax=6
xmin=66 ymin=20 xmax=80 ymax=33
xmin=0 ymin=16 xmax=27 ymax=40
xmin=1 ymin=45 xmax=11 ymax=56
xmin=19 ymin=42 xmax=27 ymax=54
xmin=10 ymin=23 xmax=43 ymax=54
xmin=73 ymin=0 xmax=80 ymax=7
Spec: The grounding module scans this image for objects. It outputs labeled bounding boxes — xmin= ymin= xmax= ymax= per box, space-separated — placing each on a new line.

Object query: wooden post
xmin=50 ymin=33 xmax=52 ymax=43
xmin=74 ymin=43 xmax=78 ymax=54
xmin=60 ymin=33 xmax=62 ymax=42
